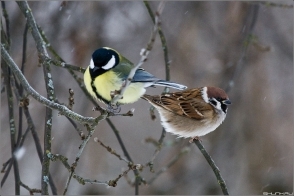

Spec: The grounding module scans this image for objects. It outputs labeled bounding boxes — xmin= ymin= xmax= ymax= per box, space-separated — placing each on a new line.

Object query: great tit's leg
xmin=107 ymin=104 xmax=121 ymax=113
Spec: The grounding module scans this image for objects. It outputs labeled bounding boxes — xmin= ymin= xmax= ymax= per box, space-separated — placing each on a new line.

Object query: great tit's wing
xmin=131 ymin=69 xmax=159 ymax=83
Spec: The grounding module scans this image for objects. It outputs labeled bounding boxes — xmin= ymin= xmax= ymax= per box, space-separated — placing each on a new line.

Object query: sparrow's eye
xmin=216 ymin=97 xmax=222 ymax=102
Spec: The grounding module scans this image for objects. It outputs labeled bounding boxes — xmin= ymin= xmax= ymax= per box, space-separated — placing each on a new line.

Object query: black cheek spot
xmin=221 ymin=104 xmax=228 ymax=113
xmin=210 ymin=100 xmax=217 ymax=106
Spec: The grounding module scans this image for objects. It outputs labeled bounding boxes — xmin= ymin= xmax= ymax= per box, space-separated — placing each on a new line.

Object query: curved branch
xmin=194 ymin=140 xmax=229 ymax=195
xmin=1 ymin=44 xmax=100 ymax=125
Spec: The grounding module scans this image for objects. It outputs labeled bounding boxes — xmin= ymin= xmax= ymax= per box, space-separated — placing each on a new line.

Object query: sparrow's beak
xmin=223 ymin=100 xmax=231 ymax=105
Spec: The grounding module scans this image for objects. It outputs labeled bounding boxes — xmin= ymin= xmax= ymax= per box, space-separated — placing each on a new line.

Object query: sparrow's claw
xmin=189 ymin=136 xmax=201 ymax=143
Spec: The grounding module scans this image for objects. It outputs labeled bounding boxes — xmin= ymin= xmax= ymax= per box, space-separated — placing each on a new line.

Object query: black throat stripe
xmin=90 ymin=80 xmax=110 ymax=105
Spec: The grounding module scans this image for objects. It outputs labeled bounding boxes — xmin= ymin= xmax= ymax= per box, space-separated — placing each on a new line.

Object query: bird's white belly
xmin=157 ymin=109 xmax=226 ymax=138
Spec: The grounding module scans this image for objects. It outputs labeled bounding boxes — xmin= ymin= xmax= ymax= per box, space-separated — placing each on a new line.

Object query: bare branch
xmin=19 ymin=181 xmax=42 ymax=195
xmin=1 ymin=44 xmax=103 ymax=125
xmin=147 ymin=147 xmax=190 ymax=184
xmin=63 ymin=125 xmax=101 ymax=195
xmin=194 ymin=140 xmax=229 ymax=195
xmin=16 ymin=2 xmax=57 ymax=193
xmin=105 ymin=118 xmax=143 ymax=194
xmin=94 ymin=137 xmax=130 ymax=164
xmin=2 ymin=61 xmax=20 ymax=194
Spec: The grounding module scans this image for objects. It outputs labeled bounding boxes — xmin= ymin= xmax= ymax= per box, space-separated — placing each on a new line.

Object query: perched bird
xmin=84 ymin=47 xmax=187 ymax=105
xmin=142 ymin=86 xmax=231 ymax=142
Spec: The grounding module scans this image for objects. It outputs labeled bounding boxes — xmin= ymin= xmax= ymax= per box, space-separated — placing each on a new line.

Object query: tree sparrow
xmin=142 ymin=86 xmax=231 ymax=142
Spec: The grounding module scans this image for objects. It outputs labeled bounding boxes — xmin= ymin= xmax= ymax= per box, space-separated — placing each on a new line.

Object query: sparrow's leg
xmin=189 ymin=136 xmax=201 ymax=143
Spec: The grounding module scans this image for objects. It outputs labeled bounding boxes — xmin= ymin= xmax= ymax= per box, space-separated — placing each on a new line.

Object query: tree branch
xmin=1 ymin=44 xmax=106 ymax=127
xmin=194 ymin=140 xmax=229 ymax=195
xmin=1 ymin=62 xmax=20 ymax=194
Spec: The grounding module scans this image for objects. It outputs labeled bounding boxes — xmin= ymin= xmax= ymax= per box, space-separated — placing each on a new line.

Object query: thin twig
xmin=48 ymin=153 xmax=89 ymax=186
xmin=194 ymin=140 xmax=229 ymax=195
xmin=147 ymin=147 xmax=190 ymax=184
xmin=54 ymin=98 xmax=85 ymax=138
xmin=82 ymin=167 xmax=132 ymax=187
xmin=62 ymin=121 xmax=107 ymax=195
xmin=146 ymin=128 xmax=166 ymax=172
xmin=46 ymin=57 xmax=85 ymax=73
xmin=225 ymin=4 xmax=259 ymax=93
xmin=1 ymin=1 xmax=11 ymax=48
xmin=1 ymin=158 xmax=12 ymax=173
xmin=1 ymin=157 xmax=13 ymax=187
xmin=105 ymin=118 xmax=142 ymax=194
xmin=2 ymin=58 xmax=21 ymax=194
xmin=84 ymin=168 xmax=133 ymax=187
xmin=22 ymin=101 xmax=57 ymax=195
xmin=15 ymin=21 xmax=28 ymax=152
xmin=143 ymin=1 xmax=171 ymax=82
xmin=19 ymin=181 xmax=42 ymax=195
xmin=94 ymin=137 xmax=130 ymax=164
xmin=48 ymin=152 xmax=131 ymax=187
xmin=110 ymin=1 xmax=166 ymax=106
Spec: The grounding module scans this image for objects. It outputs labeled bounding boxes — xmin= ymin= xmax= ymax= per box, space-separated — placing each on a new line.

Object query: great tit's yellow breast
xmin=84 ymin=67 xmax=145 ymax=104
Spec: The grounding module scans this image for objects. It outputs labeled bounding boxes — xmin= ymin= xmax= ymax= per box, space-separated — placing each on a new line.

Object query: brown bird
xmin=142 ymin=86 xmax=231 ymax=142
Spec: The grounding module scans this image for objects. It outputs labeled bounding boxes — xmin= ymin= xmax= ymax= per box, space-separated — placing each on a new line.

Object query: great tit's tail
xmin=132 ymin=69 xmax=187 ymax=90
xmin=154 ymin=80 xmax=187 ymax=90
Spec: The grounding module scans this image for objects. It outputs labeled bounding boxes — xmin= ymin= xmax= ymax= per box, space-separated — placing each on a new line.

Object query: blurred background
xmin=1 ymin=1 xmax=293 ymax=195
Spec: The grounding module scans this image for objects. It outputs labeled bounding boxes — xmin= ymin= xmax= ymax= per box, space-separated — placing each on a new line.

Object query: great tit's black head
xmin=89 ymin=47 xmax=120 ymax=76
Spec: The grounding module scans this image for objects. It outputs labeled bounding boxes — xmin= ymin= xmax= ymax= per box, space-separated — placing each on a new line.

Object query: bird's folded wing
xmin=159 ymin=94 xmax=205 ymax=120
xmin=130 ymin=68 xmax=159 ymax=82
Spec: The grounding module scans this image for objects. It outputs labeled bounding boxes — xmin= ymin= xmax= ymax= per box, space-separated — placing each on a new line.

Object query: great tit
xmin=83 ymin=47 xmax=187 ymax=105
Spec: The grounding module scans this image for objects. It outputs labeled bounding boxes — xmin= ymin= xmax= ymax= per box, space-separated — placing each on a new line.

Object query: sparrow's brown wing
xmin=143 ymin=89 xmax=207 ymax=120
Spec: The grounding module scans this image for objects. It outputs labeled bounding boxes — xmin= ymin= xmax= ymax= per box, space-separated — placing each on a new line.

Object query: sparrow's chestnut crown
xmin=206 ymin=86 xmax=229 ymax=101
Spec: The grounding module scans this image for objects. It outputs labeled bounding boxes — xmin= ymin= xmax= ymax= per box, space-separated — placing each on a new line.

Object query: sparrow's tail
xmin=141 ymin=94 xmax=153 ymax=101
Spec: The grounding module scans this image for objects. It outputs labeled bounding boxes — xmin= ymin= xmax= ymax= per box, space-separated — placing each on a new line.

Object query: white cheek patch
xmin=202 ymin=87 xmax=209 ymax=103
xmin=215 ymin=99 xmax=222 ymax=111
xmin=211 ymin=98 xmax=223 ymax=112
xmin=102 ymin=55 xmax=116 ymax=70
xmin=89 ymin=59 xmax=95 ymax=69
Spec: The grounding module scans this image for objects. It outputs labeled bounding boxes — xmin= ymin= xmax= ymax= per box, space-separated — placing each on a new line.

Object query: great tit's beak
xmin=92 ymin=66 xmax=100 ymax=72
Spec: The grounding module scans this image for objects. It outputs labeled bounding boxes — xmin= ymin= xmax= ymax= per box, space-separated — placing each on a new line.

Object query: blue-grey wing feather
xmin=130 ymin=69 xmax=187 ymax=90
